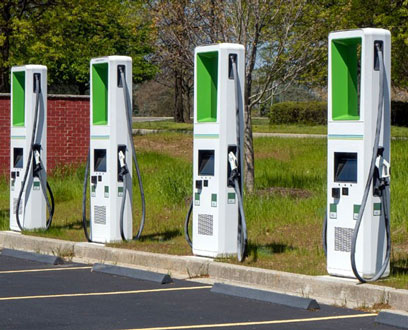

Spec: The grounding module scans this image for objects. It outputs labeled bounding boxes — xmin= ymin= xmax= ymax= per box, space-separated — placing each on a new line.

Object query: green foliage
xmin=0 ymin=1 xmax=58 ymax=91
xmin=391 ymin=101 xmax=408 ymax=127
xmin=269 ymin=100 xmax=408 ymax=127
xmin=269 ymin=101 xmax=327 ymax=125
xmin=379 ymin=4 xmax=408 ymax=88
xmin=3 ymin=0 xmax=156 ymax=93
xmin=302 ymin=0 xmax=408 ymax=89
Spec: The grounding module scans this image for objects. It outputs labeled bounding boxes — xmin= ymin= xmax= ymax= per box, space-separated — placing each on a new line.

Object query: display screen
xmin=334 ymin=152 xmax=357 ymax=183
xmin=13 ymin=148 xmax=23 ymax=168
xmin=94 ymin=149 xmax=107 ymax=172
xmin=198 ymin=150 xmax=215 ymax=176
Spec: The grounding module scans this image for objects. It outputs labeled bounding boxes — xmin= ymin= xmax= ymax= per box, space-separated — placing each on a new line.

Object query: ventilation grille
xmin=94 ymin=205 xmax=106 ymax=225
xmin=13 ymin=198 xmax=23 ymax=215
xmin=198 ymin=214 xmax=213 ymax=236
xmin=335 ymin=227 xmax=354 ymax=252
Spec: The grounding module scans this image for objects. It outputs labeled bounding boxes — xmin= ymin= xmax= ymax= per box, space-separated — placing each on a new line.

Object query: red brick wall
xmin=0 ymin=94 xmax=90 ymax=175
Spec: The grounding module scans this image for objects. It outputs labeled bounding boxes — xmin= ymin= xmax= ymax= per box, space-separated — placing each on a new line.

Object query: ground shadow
xmin=139 ymin=229 xmax=181 ymax=242
xmin=246 ymin=242 xmax=295 ymax=262
xmin=45 ymin=219 xmax=181 ymax=242
xmin=51 ymin=219 xmax=84 ymax=230
xmin=390 ymin=257 xmax=408 ymax=276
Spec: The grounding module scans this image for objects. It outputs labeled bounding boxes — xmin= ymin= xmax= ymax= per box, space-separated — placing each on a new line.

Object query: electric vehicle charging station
xmin=10 ymin=65 xmax=54 ymax=231
xmin=325 ymin=28 xmax=391 ymax=282
xmin=184 ymin=43 xmax=247 ymax=261
xmin=82 ymin=56 xmax=145 ymax=243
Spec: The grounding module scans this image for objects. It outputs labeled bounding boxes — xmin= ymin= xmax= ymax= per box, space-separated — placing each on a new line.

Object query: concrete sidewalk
xmin=132 ymin=128 xmax=327 ymax=139
xmin=132 ymin=116 xmax=173 ymax=122
xmin=0 ymin=230 xmax=407 ymax=312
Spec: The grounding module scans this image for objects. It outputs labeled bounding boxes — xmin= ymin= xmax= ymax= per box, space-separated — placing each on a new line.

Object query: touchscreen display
xmin=94 ymin=149 xmax=107 ymax=172
xmin=334 ymin=152 xmax=357 ymax=183
xmin=13 ymin=148 xmax=23 ymax=168
xmin=198 ymin=150 xmax=215 ymax=176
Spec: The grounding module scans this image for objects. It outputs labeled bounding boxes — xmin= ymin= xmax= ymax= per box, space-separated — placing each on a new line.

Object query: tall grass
xmin=1 ymin=133 xmax=407 ymax=288
xmin=0 ymin=176 xmax=9 ymax=231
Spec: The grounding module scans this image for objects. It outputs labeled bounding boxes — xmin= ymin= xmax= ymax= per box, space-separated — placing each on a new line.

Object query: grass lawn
xmin=133 ymin=118 xmax=408 ymax=138
xmin=0 ymin=131 xmax=407 ymax=289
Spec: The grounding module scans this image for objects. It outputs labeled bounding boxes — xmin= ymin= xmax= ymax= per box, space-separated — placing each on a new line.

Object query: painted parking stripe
xmin=123 ymin=313 xmax=377 ymax=330
xmin=0 ymin=285 xmax=212 ymax=301
xmin=0 ymin=266 xmax=92 ymax=274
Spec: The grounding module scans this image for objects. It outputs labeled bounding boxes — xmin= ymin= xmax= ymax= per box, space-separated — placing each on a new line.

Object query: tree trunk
xmin=0 ymin=28 xmax=11 ymax=93
xmin=0 ymin=67 xmax=9 ymax=93
xmin=174 ymin=69 xmax=184 ymax=122
xmin=184 ymin=85 xmax=192 ymax=122
xmin=78 ymin=83 xmax=88 ymax=95
xmin=242 ymin=14 xmax=261 ymax=194
xmin=244 ymin=103 xmax=255 ymax=193
xmin=243 ymin=54 xmax=257 ymax=193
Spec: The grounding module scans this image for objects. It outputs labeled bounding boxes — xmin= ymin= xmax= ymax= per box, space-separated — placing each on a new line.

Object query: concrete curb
xmin=211 ymin=283 xmax=320 ymax=310
xmin=1 ymin=231 xmax=407 ymax=311
xmin=74 ymin=242 xmax=211 ymax=278
xmin=0 ymin=231 xmax=75 ymax=257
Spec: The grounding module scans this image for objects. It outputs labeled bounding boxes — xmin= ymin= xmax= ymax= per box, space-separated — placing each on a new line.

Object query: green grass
xmin=391 ymin=126 xmax=408 ymax=138
xmin=1 ymin=132 xmax=407 ymax=289
xmin=0 ymin=176 xmax=8 ymax=231
xmin=132 ymin=118 xmax=408 ymax=138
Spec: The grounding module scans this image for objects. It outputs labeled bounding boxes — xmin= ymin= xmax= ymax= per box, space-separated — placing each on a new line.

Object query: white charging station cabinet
xmin=10 ymin=65 xmax=47 ymax=231
xmin=89 ymin=56 xmax=133 ymax=243
xmin=192 ymin=43 xmax=245 ymax=258
xmin=327 ymin=29 xmax=391 ymax=278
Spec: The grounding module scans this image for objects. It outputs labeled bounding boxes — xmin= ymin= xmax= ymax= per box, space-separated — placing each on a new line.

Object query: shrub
xmin=391 ymin=101 xmax=408 ymax=127
xmin=269 ymin=101 xmax=327 ymax=125
xmin=269 ymin=101 xmax=408 ymax=127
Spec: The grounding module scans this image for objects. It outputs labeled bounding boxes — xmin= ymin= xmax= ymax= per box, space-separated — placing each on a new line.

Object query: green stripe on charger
xmin=91 ymin=135 xmax=110 ymax=140
xmin=194 ymin=134 xmax=219 ymax=139
xmin=328 ymin=134 xmax=363 ymax=140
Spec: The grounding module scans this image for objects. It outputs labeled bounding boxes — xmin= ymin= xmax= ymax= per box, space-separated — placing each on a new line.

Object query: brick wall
xmin=0 ymin=94 xmax=90 ymax=175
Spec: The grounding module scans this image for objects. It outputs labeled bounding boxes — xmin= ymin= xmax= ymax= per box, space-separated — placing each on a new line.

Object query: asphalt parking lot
xmin=0 ymin=252 xmax=398 ymax=330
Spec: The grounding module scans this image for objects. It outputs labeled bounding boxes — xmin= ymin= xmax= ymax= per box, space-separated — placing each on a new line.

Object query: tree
xmin=150 ymin=0 xmax=325 ymax=192
xmin=223 ymin=0 xmax=325 ymax=192
xmin=150 ymin=1 xmax=231 ymax=122
xmin=2 ymin=0 xmax=156 ymax=94
xmin=0 ymin=0 xmax=58 ymax=92
xmin=301 ymin=0 xmax=408 ymax=89
xmin=150 ymin=1 xmax=194 ymax=122
xmin=371 ymin=0 xmax=408 ymax=88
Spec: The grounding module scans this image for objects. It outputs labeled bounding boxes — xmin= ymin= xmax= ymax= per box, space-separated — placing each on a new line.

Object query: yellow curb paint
xmin=0 ymin=266 xmax=92 ymax=274
xmin=0 ymin=285 xmax=211 ymax=301
xmin=123 ymin=313 xmax=378 ymax=330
